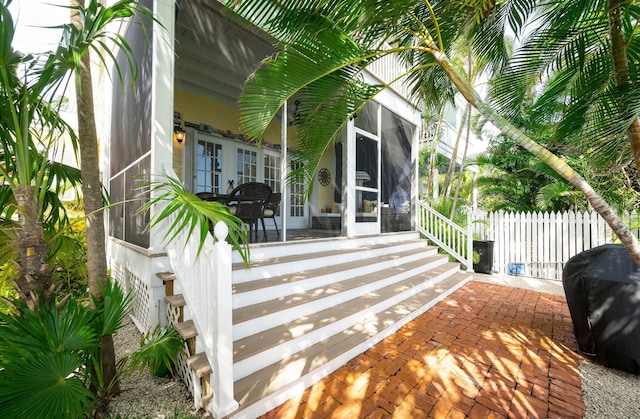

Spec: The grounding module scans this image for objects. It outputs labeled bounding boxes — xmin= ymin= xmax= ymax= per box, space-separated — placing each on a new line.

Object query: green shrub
xmin=121 ymin=326 xmax=186 ymax=377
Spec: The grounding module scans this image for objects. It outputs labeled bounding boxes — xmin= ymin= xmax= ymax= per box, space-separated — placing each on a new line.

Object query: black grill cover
xmin=562 ymin=244 xmax=640 ymax=374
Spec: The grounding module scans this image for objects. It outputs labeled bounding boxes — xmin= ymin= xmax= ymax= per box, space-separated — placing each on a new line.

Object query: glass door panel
xmin=195 ymin=139 xmax=223 ymax=193
xmin=355 ymin=134 xmax=379 ymax=225
xmin=288 ymin=161 xmax=308 ymax=228
xmin=236 ymin=147 xmax=257 ymax=185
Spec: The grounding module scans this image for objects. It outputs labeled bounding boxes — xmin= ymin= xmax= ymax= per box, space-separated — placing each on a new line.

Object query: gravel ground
xmin=108 ymin=319 xmax=210 ymax=419
xmin=108 ymin=276 xmax=640 ymax=418
xmin=580 ymin=359 xmax=640 ymax=418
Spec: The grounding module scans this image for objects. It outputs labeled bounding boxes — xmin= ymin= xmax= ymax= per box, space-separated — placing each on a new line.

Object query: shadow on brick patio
xmin=262 ymin=280 xmax=586 ymax=418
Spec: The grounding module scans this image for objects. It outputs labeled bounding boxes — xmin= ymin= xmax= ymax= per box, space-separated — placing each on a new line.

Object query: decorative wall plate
xmin=319 ymin=168 xmax=331 ymax=186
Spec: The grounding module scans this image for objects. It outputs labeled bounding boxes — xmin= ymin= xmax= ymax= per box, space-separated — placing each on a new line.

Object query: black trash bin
xmin=473 ymin=240 xmax=494 ymax=274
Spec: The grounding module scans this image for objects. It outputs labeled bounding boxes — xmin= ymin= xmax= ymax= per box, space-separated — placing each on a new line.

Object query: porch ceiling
xmin=175 ymin=1 xmax=275 ymax=108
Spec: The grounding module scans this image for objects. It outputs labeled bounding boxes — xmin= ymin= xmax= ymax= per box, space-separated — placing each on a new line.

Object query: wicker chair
xmin=261 ymin=192 xmax=281 ymax=237
xmin=227 ymin=182 xmax=272 ymax=241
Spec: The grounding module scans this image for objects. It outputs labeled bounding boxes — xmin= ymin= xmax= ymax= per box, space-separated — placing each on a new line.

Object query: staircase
xmin=159 ymin=232 xmax=471 ymax=418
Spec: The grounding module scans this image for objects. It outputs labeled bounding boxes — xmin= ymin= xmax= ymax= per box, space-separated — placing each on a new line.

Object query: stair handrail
xmin=416 ymin=200 xmax=474 ymax=272
xmin=155 ymin=167 xmax=238 ymax=418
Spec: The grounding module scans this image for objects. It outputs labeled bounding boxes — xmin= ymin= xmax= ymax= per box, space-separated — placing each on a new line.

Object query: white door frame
xmin=344 ymin=105 xmax=381 ymax=237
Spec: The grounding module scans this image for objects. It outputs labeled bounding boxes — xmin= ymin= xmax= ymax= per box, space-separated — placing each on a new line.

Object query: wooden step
xmin=231 ymin=232 xmax=419 ymax=264
xmin=233 ymin=262 xmax=461 ymax=375
xmin=186 ymin=352 xmax=212 ymax=377
xmin=233 ymin=240 xmax=425 ymax=270
xmin=233 ymin=245 xmax=435 ymax=294
xmin=165 ymin=294 xmax=186 ymax=323
xmin=232 ymin=254 xmax=448 ymax=335
xmin=165 ymin=294 xmax=186 ymax=307
xmin=232 ymin=246 xmax=438 ymax=309
xmin=174 ymin=320 xmax=197 ymax=340
xmin=200 ymin=394 xmax=213 ymax=410
xmin=233 ymin=271 xmax=472 ymax=408
xmin=157 ymin=271 xmax=176 ymax=282
xmin=232 ymin=240 xmax=431 ymax=283
xmin=157 ymin=271 xmax=176 ymax=296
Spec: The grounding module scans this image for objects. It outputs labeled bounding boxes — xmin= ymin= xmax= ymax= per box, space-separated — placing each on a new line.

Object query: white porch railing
xmin=157 ymin=189 xmax=237 ymax=417
xmin=416 ymin=201 xmax=473 ymax=271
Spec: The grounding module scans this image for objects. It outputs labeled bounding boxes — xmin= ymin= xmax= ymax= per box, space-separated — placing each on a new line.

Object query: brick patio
xmin=261 ymin=281 xmax=585 ymax=418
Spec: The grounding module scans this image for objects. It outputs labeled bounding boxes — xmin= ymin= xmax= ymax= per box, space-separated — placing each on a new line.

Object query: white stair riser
xmin=233 ymin=265 xmax=460 ymax=381
xmin=231 ymin=232 xmax=419 ymax=264
xmin=233 ymin=242 xmax=434 ymax=284
xmin=232 ymin=257 xmax=449 ymax=340
xmin=233 ymin=249 xmax=440 ymax=308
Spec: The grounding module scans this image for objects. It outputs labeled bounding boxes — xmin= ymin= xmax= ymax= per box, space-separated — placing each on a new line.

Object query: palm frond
xmin=120 ymin=325 xmax=186 ymax=377
xmin=91 ymin=278 xmax=131 ymax=337
xmin=0 ymin=297 xmax=100 ymax=418
xmin=141 ymin=175 xmax=250 ymax=265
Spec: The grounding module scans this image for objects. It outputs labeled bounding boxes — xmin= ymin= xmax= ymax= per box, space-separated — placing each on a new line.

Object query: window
xmin=196 ymin=140 xmax=223 ymax=193
xmin=236 ymin=147 xmax=257 ymax=185
xmin=290 ymin=162 xmax=304 ymax=217
xmin=263 ymin=152 xmax=281 ymax=192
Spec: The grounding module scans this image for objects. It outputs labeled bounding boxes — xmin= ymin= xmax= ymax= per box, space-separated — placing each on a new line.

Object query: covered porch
xmin=170 ymin=1 xmax=420 ymax=242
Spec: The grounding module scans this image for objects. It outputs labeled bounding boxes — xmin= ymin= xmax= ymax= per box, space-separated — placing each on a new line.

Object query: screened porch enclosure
xmin=168 ymin=2 xmax=419 ymax=239
xmin=108 ymin=0 xmax=421 ymax=248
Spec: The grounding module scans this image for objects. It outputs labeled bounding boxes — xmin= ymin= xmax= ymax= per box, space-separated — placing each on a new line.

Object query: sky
xmin=9 ymin=0 xmax=68 ymax=54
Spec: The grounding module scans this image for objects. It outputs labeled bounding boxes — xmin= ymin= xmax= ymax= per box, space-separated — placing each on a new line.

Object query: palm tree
xmin=0 ymin=0 xmax=85 ymax=308
xmin=1 ymin=0 xmax=155 ymax=397
xmin=67 ymin=0 xmax=150 ymax=394
xmin=224 ymin=0 xmax=640 ymax=263
xmin=487 ymin=1 xmax=640 ymax=178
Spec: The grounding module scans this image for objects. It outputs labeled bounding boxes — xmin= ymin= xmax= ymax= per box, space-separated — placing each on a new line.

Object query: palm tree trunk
xmin=12 ymin=185 xmax=53 ymax=309
xmin=443 ymin=104 xmax=469 ymax=200
xmin=450 ymin=106 xmax=472 ymax=220
xmin=608 ymin=0 xmax=640 ymax=175
xmin=434 ymin=50 xmax=640 ymax=265
xmin=70 ymin=0 xmax=119 ymax=397
xmin=425 ymin=105 xmax=445 ymax=198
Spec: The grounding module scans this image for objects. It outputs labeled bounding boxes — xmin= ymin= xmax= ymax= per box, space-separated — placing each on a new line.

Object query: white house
xmin=101 ymin=1 xmax=472 ymax=417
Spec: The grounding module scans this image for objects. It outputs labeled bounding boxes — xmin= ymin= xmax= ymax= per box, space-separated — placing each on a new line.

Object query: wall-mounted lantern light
xmin=174 ymin=125 xmax=186 ymax=144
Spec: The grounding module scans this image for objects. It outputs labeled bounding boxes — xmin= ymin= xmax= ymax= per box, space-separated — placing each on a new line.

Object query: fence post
xmin=206 ymin=221 xmax=239 ymax=417
xmin=467 ymin=210 xmax=474 ymax=273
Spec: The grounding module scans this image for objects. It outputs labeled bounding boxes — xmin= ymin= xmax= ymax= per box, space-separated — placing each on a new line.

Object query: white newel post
xmin=467 ymin=211 xmax=474 ymax=273
xmin=207 ymin=222 xmax=239 ymax=418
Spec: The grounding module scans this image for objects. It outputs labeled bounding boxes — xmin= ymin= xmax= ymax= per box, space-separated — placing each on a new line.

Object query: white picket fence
xmin=470 ymin=210 xmax=640 ymax=281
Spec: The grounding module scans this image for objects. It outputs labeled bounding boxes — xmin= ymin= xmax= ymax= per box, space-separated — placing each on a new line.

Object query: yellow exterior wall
xmin=174 ymin=89 xmax=284 ymax=144
xmin=172 ymin=88 xmax=296 ymax=178
xmin=317 ymin=144 xmax=337 ymax=212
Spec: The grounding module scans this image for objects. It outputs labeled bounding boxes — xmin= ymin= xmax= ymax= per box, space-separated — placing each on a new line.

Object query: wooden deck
xmin=248 ymin=228 xmax=341 ymax=244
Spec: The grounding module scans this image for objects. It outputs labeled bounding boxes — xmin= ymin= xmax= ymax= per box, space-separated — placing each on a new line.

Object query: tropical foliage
xmin=0 ymin=0 xmax=154 ymax=308
xmin=224 ymin=0 xmax=640 ymax=263
xmin=487 ymin=0 xmax=640 ymax=173
xmin=143 ymin=175 xmax=250 ymax=265
xmin=120 ymin=325 xmax=186 ymax=377
xmin=476 ymin=137 xmax=640 ymax=213
xmin=0 ymin=279 xmax=130 ymax=418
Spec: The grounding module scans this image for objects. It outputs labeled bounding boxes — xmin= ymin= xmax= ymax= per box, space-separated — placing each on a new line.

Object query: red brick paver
xmin=262 ymin=281 xmax=585 ymax=418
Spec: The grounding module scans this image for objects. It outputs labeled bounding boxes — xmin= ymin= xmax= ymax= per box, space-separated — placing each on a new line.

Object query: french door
xmin=194 ymin=135 xmax=224 ymax=194
xmin=189 ymin=131 xmax=308 ymax=229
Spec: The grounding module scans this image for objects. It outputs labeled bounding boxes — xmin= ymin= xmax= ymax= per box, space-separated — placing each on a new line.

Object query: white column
xmin=149 ymin=0 xmax=176 ymax=252
xmin=280 ymin=101 xmax=288 ymax=241
xmin=344 ymin=120 xmax=356 ymax=237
